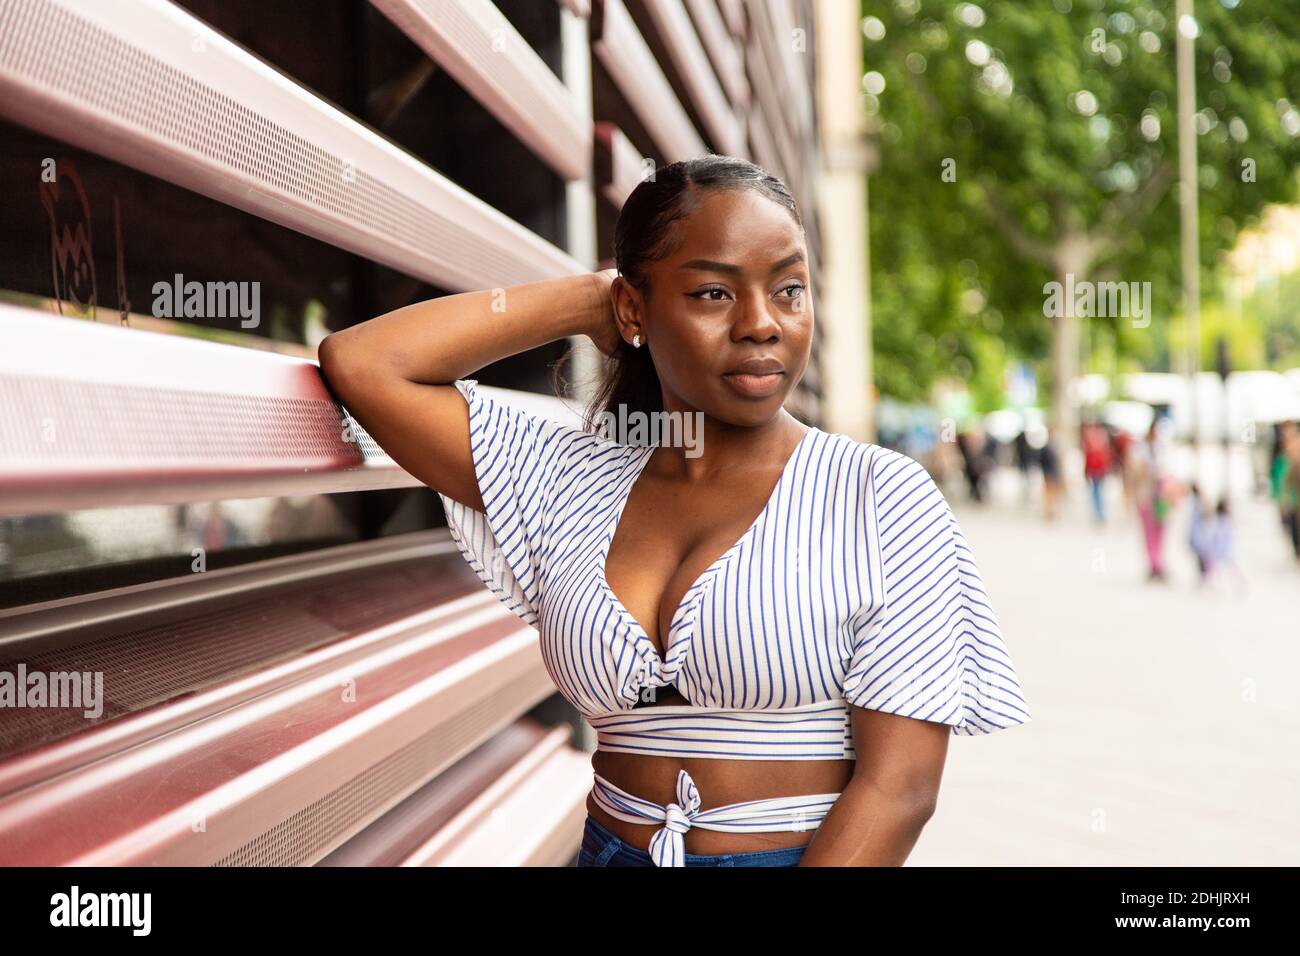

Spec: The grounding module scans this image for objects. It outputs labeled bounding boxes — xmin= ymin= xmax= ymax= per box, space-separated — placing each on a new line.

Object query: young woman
xmin=318 ymin=156 xmax=1031 ymax=867
xmin=1130 ymin=419 xmax=1171 ymax=582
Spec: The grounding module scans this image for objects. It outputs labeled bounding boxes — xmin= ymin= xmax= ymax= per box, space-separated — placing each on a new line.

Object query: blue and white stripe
xmin=589 ymin=768 xmax=841 ymax=867
xmin=588 ymin=699 xmax=854 ymax=760
xmin=843 ymin=445 xmax=1034 ymax=734
xmin=437 ymin=377 xmax=1031 ymax=765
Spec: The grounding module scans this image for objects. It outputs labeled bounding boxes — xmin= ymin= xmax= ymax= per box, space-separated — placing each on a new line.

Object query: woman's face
xmin=616 ymin=188 xmax=814 ymax=428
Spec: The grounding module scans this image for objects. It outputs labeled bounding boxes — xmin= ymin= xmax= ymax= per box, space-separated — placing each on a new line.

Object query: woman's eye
xmin=690 ymin=288 xmax=729 ymax=301
xmin=781 ymin=283 xmax=805 ymax=299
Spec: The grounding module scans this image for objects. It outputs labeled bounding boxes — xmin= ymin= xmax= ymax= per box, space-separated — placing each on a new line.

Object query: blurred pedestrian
xmin=1082 ymin=420 xmax=1113 ymax=524
xmin=1187 ymin=483 xmax=1213 ymax=585
xmin=1040 ymin=427 xmax=1063 ymax=521
xmin=1206 ymin=498 xmax=1246 ymax=594
xmin=956 ymin=426 xmax=993 ymax=504
xmin=1013 ymin=428 xmax=1036 ymax=505
xmin=1129 ymin=418 xmax=1169 ymax=581
xmin=1272 ymin=421 xmax=1300 ymax=564
xmin=1112 ymin=426 xmax=1135 ymax=516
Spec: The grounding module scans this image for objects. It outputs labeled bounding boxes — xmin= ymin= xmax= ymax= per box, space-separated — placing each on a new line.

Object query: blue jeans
xmin=575 ymin=814 xmax=807 ymax=867
xmin=1088 ymin=475 xmax=1106 ymax=522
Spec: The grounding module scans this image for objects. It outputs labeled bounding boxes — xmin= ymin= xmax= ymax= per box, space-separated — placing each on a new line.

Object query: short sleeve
xmin=436 ymin=378 xmax=604 ymax=629
xmin=842 ymin=448 xmax=1032 ymax=735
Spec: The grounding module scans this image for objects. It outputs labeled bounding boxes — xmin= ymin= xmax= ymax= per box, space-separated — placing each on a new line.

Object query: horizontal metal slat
xmin=642 ymin=0 xmax=745 ymax=156
xmin=592 ymin=0 xmax=706 ymax=163
xmin=0 ymin=304 xmax=588 ymax=517
xmin=747 ymin=105 xmax=781 ymax=179
xmin=0 ymin=588 xmax=553 ymax=865
xmin=594 ymin=122 xmax=649 ymax=208
xmin=0 ymin=304 xmax=409 ymax=515
xmin=752 ymin=0 xmax=812 ymax=141
xmin=403 ymin=725 xmax=591 ymax=866
xmin=745 ymin=22 xmax=798 ymax=182
xmin=317 ymin=718 xmax=558 ymax=866
xmin=0 ymin=0 xmax=583 ymax=292
xmin=718 ymin=0 xmax=745 ymax=38
xmin=0 ymin=535 xmax=485 ymax=779
xmin=0 ymin=529 xmax=458 ymax=648
xmin=685 ymin=0 xmax=749 ymax=109
xmin=371 ymin=0 xmax=592 ymax=182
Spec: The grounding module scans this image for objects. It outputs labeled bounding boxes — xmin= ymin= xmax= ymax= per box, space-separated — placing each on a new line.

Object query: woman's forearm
xmin=797 ymin=776 xmax=936 ymax=866
xmin=319 ymin=272 xmax=606 ymax=384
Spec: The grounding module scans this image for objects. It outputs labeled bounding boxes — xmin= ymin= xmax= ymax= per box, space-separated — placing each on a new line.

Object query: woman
xmin=1129 ymin=418 xmax=1170 ymax=582
xmin=318 ymin=156 xmax=1031 ymax=867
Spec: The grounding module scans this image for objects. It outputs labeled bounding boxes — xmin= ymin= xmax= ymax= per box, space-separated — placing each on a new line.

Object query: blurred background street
xmin=914 ymin=458 xmax=1298 ymax=865
xmin=855 ymin=0 xmax=1300 ymax=866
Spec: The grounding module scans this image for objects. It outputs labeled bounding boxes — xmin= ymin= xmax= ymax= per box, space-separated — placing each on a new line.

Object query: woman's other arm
xmin=797 ymin=708 xmax=949 ymax=866
xmin=317 ymin=271 xmax=615 ymax=513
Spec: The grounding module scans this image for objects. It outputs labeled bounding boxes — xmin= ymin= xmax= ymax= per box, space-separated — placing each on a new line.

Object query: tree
xmin=863 ymin=0 xmax=1300 ymax=448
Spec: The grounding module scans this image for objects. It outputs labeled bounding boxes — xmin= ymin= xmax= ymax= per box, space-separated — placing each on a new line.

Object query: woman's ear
xmin=609 ymin=275 xmax=642 ymax=343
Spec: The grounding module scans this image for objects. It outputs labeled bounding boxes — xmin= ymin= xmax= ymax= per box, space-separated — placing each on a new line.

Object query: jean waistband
xmin=582 ymin=814 xmax=808 ymax=866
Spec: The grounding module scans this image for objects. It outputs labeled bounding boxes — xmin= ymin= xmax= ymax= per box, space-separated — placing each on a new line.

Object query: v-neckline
xmin=598 ymin=425 xmax=817 ymax=663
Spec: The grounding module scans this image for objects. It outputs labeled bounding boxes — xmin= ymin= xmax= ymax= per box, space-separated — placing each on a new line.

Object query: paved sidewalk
xmin=908 ymin=465 xmax=1300 ymax=866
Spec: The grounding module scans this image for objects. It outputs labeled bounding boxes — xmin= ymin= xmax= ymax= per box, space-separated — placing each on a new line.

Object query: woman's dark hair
xmin=552 ymin=153 xmax=803 ymax=438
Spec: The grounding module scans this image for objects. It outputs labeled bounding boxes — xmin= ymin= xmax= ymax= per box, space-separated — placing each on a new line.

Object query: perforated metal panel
xmin=0 ymin=374 xmax=383 ymax=463
xmin=0 ymin=304 xmax=411 ymax=513
xmin=0 ymin=555 xmax=467 ymax=759
xmin=213 ymin=668 xmax=550 ymax=866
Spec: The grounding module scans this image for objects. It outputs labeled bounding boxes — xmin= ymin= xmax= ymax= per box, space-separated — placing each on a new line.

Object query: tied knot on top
xmin=646 ymin=768 xmax=701 ymax=867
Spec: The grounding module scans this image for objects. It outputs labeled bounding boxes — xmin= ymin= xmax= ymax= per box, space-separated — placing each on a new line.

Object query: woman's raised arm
xmin=316 ymin=270 xmax=616 ymax=513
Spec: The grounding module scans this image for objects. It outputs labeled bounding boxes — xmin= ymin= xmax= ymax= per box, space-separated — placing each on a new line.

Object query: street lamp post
xmin=1176 ymin=0 xmax=1201 ymax=479
xmin=1216 ymin=336 xmax=1231 ymax=502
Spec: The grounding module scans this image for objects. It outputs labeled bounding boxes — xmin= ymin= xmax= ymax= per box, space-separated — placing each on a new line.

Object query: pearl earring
xmin=632 ymin=334 xmax=641 ymax=348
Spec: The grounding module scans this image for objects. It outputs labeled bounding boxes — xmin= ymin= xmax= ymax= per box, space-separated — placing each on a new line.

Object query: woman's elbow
xmin=911 ymin=789 xmax=940 ymax=826
xmin=316 ymin=333 xmax=364 ymax=406
xmin=318 ymin=331 xmax=368 ymax=383
xmin=317 ymin=331 xmax=348 ymax=373
xmin=887 ymin=780 xmax=941 ymax=828
xmin=319 ymin=329 xmax=416 ymax=386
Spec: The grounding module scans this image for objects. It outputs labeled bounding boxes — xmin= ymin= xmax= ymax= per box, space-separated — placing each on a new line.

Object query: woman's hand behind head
xmin=585 ymin=268 xmax=625 ymax=358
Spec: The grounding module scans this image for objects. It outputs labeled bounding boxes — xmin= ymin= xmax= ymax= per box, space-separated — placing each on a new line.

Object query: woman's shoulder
xmin=811 ymin=427 xmax=936 ymax=489
xmin=802 ymin=430 xmax=952 ymax=531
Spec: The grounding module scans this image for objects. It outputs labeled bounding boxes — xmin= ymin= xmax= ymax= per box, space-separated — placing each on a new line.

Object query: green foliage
xmin=1175 ymin=266 xmax=1300 ymax=370
xmin=865 ymin=0 xmax=1300 ymax=402
xmin=1254 ymin=269 xmax=1300 ymax=368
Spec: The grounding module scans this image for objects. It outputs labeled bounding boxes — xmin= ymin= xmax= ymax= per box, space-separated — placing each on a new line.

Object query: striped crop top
xmin=436 ymin=379 xmax=1032 ymax=763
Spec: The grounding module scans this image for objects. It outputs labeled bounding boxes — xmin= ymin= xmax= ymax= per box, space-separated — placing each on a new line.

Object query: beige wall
xmin=814 ymin=0 xmax=875 ymax=442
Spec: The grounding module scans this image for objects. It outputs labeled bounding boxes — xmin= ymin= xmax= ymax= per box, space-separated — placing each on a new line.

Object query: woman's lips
xmin=722 ymin=370 xmax=785 ymax=398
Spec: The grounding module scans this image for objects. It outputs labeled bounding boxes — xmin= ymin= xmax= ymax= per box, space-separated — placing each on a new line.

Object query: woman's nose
xmin=731 ymin=293 xmax=783 ymax=341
